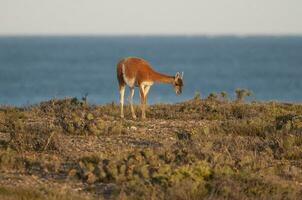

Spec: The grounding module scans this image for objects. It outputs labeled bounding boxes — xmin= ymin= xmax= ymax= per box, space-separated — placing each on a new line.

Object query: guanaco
xmin=117 ymin=57 xmax=183 ymax=119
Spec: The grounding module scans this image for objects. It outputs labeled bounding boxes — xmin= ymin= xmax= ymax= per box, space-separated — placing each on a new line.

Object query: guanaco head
xmin=174 ymin=72 xmax=184 ymax=95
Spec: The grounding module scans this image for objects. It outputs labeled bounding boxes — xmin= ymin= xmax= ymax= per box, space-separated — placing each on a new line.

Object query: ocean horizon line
xmin=1 ymin=33 xmax=302 ymax=38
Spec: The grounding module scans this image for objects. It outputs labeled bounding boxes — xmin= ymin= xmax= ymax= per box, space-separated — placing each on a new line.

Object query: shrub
xmin=235 ymin=88 xmax=253 ymax=102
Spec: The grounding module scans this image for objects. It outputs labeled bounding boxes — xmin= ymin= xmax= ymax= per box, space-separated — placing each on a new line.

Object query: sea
xmin=0 ymin=36 xmax=301 ymax=106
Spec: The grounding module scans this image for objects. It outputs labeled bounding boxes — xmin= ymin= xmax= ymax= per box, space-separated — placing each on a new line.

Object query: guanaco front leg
xmin=139 ymin=85 xmax=146 ymax=119
xmin=144 ymin=85 xmax=151 ymax=107
xmin=139 ymin=85 xmax=151 ymax=119
xmin=128 ymin=87 xmax=137 ymax=119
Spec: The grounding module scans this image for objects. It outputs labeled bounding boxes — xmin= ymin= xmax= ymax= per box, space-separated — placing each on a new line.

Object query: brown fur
xmin=117 ymin=57 xmax=175 ymax=86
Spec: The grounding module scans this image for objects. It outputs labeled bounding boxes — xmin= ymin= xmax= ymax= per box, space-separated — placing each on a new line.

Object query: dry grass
xmin=0 ymin=186 xmax=91 ymax=200
xmin=0 ymin=96 xmax=302 ymax=199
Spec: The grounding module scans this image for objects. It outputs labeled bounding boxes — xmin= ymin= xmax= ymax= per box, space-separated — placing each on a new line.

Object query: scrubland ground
xmin=0 ymin=95 xmax=302 ymax=200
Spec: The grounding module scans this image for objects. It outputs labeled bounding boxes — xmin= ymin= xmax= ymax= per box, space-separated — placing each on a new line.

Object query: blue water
xmin=0 ymin=36 xmax=302 ymax=106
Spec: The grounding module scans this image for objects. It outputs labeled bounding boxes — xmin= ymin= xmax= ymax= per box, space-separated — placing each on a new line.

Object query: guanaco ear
xmin=175 ymin=72 xmax=180 ymax=79
xmin=181 ymin=72 xmax=184 ymax=79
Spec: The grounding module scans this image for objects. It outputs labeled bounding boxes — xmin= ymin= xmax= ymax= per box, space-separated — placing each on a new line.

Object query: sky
xmin=0 ymin=0 xmax=302 ymax=35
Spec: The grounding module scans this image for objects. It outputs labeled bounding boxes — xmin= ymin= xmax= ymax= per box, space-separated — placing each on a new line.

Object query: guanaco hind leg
xmin=119 ymin=85 xmax=125 ymax=118
xmin=128 ymin=87 xmax=137 ymax=119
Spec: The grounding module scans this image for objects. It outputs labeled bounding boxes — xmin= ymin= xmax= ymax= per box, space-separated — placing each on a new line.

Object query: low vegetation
xmin=0 ymin=91 xmax=302 ymax=199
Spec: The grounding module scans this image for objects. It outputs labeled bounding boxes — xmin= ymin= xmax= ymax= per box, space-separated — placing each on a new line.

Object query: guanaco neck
xmin=150 ymin=70 xmax=175 ymax=84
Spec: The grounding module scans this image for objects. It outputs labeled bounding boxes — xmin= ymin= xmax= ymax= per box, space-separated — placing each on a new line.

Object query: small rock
xmin=86 ymin=172 xmax=97 ymax=184
xmin=202 ymin=126 xmax=210 ymax=135
xmin=86 ymin=113 xmax=94 ymax=120
xmin=130 ymin=126 xmax=137 ymax=131
xmin=68 ymin=169 xmax=77 ymax=177
xmin=139 ymin=165 xmax=149 ymax=179
xmin=290 ymin=166 xmax=301 ymax=176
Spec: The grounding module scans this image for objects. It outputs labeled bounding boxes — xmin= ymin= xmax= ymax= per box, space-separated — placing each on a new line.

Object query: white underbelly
xmin=141 ymin=81 xmax=154 ymax=87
